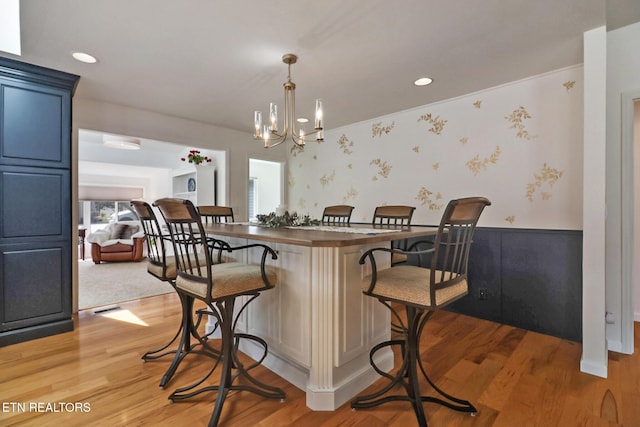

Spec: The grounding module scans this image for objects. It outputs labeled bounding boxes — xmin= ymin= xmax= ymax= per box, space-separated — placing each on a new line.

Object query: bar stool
xmin=372 ymin=205 xmax=416 ymax=266
xmin=321 ymin=205 xmax=354 ymax=224
xmin=130 ymin=200 xmax=219 ymax=388
xmin=197 ymin=205 xmax=235 ymax=224
xmin=154 ymin=198 xmax=285 ymax=427
xmin=197 ymin=205 xmax=235 ymax=263
xmin=352 ymin=197 xmax=490 ymax=426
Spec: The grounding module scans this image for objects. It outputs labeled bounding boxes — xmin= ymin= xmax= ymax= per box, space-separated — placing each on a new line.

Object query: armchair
xmin=86 ymin=220 xmax=146 ymax=264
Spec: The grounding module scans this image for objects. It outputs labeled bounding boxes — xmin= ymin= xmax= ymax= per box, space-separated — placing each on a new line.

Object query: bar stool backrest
xmin=155 ymin=198 xmax=214 ymax=299
xmin=130 ymin=200 xmax=175 ymax=282
xmin=198 ymin=205 xmax=235 ymax=225
xmin=372 ymin=205 xmax=415 ymax=226
xmin=372 ymin=205 xmax=416 ymax=265
xmin=322 ymin=205 xmax=354 ymax=224
xmin=426 ymin=197 xmax=491 ymax=301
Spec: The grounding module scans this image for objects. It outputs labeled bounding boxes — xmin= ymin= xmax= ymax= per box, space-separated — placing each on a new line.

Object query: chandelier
xmin=253 ymin=54 xmax=324 ymax=149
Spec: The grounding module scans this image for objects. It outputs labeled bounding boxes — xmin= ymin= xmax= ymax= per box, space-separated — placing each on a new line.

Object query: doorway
xmin=248 ymin=159 xmax=283 ymax=220
xmin=621 ymin=92 xmax=640 ymax=354
xmin=76 ymin=129 xmax=228 ymax=310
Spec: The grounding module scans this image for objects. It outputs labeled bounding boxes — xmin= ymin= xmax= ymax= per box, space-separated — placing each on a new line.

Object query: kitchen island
xmin=203 ymin=222 xmax=438 ymax=410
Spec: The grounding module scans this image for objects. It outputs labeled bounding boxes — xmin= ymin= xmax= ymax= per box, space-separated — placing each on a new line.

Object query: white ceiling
xmin=1 ymin=1 xmax=616 ymax=136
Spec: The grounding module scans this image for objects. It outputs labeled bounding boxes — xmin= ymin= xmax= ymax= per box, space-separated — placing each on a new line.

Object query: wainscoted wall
xmin=287 ymin=66 xmax=584 ymax=341
xmin=444 ymin=228 xmax=582 ymax=342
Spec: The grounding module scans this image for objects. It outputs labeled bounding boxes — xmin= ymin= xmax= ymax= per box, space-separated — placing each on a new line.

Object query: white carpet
xmin=78 ymin=258 xmax=174 ymax=310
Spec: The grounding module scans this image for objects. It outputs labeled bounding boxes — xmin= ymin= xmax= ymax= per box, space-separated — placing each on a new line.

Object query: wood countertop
xmin=203 ymin=222 xmax=438 ymax=248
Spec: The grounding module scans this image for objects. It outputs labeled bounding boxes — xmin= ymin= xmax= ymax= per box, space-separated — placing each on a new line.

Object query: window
xmin=79 ymin=200 xmax=138 ymax=233
xmin=90 ymin=200 xmax=136 ymax=224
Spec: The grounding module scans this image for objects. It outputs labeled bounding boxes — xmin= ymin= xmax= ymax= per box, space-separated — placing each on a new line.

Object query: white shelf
xmin=173 ymin=191 xmax=196 ymax=197
xmin=172 ymin=166 xmax=215 ymax=205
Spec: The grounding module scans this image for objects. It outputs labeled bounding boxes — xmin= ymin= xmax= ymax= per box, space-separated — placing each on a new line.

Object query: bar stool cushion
xmin=364 ymin=265 xmax=468 ymax=308
xmin=176 ymin=262 xmax=277 ymax=300
xmin=148 ymin=255 xmax=177 ymax=280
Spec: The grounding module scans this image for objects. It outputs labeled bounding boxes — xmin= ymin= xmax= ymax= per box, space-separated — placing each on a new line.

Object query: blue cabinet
xmin=0 ymin=57 xmax=79 ymax=346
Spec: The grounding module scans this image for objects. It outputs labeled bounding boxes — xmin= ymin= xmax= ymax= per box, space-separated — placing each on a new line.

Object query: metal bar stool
xmin=155 ymin=198 xmax=285 ymax=427
xmin=130 ymin=200 xmax=219 ymax=388
xmin=352 ymin=197 xmax=491 ymax=426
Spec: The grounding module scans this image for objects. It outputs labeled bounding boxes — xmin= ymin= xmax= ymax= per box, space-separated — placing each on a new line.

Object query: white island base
xmin=206 ymin=240 xmax=393 ymax=411
xmin=204 ymin=224 xmax=438 ymax=411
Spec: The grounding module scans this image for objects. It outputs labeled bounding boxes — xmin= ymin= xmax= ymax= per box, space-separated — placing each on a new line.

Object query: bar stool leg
xmin=351 ymin=307 xmax=476 ymax=426
xmin=168 ymin=296 xmax=285 ymax=427
xmin=143 ymin=292 xmax=220 ymax=389
xmin=141 ymin=290 xmax=193 ymax=362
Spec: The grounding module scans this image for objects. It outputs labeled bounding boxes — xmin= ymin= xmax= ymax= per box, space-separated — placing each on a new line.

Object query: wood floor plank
xmin=1 ymin=294 xmax=639 ymax=426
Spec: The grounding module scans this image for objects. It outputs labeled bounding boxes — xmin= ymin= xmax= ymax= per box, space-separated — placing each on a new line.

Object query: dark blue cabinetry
xmin=0 ymin=57 xmax=79 ymax=346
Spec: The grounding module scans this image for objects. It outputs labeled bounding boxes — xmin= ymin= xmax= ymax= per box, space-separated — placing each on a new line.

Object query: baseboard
xmin=607 ymin=338 xmax=622 ymax=353
xmin=580 ymin=356 xmax=608 ymax=378
xmin=0 ymin=319 xmax=74 ymax=347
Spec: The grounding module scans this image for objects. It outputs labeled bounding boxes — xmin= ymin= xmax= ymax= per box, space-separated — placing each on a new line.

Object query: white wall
xmin=288 ymin=66 xmax=584 ymax=231
xmin=78 ymin=161 xmax=172 ymax=204
xmin=605 ymin=21 xmax=640 ymax=352
xmin=581 ymin=26 xmax=608 ymax=378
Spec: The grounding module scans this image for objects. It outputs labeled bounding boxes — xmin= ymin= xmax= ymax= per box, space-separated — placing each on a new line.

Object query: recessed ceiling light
xmin=297 ymin=118 xmax=309 ymax=123
xmin=72 ymin=52 xmax=97 ymax=64
xmin=414 ymin=77 xmax=433 ymax=86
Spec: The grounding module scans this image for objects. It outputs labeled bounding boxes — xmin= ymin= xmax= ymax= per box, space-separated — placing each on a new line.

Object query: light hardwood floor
xmin=0 ymin=292 xmax=638 ymax=426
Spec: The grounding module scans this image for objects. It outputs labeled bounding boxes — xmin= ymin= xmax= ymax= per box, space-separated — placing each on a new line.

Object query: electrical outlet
xmin=478 ymin=288 xmax=488 ymax=300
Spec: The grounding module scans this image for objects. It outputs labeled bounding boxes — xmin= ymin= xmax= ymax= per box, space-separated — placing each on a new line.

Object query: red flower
xmin=181 ymin=149 xmax=211 ymax=165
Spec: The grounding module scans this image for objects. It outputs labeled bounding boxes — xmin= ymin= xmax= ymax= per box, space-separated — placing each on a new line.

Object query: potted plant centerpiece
xmin=256 ymin=210 xmax=320 ymax=228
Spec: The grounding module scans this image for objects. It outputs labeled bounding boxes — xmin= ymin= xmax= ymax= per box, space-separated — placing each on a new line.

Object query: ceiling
xmin=2 ymin=1 xmax=619 ymax=136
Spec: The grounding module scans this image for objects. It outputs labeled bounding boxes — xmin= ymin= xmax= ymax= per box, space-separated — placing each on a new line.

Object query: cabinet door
xmin=0 ymin=79 xmax=71 ymax=169
xmin=248 ymin=242 xmax=311 ymax=367
xmin=0 ymin=166 xmax=71 ymax=244
xmin=0 ymin=241 xmax=72 ymax=334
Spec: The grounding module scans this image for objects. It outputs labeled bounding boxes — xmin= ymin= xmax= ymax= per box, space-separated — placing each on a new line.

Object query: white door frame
xmin=620 ymin=89 xmax=640 ymax=354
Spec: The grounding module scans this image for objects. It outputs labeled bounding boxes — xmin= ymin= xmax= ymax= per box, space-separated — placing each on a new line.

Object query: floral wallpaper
xmin=287 ymin=66 xmax=583 ymax=229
